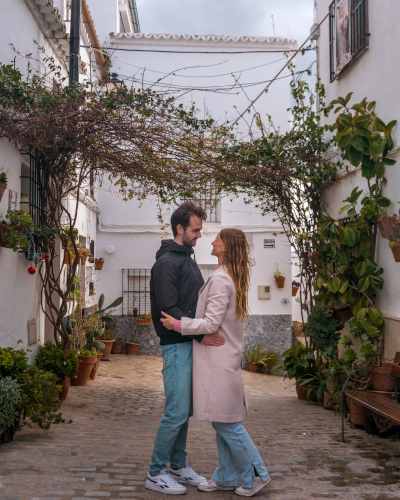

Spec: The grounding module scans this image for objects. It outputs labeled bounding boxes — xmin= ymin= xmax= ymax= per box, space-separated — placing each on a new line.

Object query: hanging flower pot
xmin=95 ymin=258 xmax=104 ymax=270
xmin=292 ymin=281 xmax=300 ymax=297
xmin=275 ymin=276 xmax=285 ymax=288
xmin=378 ymin=216 xmax=397 ymax=239
xmin=0 ymin=182 xmax=7 ymax=203
xmin=333 ymin=305 xmax=353 ymax=322
xmin=389 ymin=241 xmax=400 ymax=262
xmin=64 ymin=248 xmax=76 ymax=265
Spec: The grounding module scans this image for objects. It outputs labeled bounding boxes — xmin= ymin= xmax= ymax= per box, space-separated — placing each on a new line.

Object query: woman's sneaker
xmin=145 ymin=468 xmax=187 ymax=495
xmin=168 ymin=460 xmax=207 ymax=486
xmin=235 ymin=477 xmax=272 ymax=497
xmin=197 ymin=479 xmax=236 ymax=492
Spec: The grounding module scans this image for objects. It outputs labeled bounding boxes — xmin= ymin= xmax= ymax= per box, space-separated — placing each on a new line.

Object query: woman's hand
xmin=160 ymin=311 xmax=175 ymax=330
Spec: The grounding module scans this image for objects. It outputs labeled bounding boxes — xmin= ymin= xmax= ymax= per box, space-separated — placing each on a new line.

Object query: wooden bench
xmin=341 ymin=352 xmax=400 ymax=442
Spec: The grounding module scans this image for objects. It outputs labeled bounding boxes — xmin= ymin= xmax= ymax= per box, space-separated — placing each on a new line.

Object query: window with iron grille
xmin=329 ymin=0 xmax=369 ymax=82
xmin=186 ymin=181 xmax=221 ymax=223
xmin=122 ymin=269 xmax=151 ymax=316
xmin=20 ymin=152 xmax=48 ymax=227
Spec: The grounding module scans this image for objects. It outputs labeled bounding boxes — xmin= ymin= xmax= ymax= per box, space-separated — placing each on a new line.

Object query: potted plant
xmin=79 ymin=247 xmax=91 ymax=265
xmin=60 ymin=225 xmax=78 ymax=265
xmin=272 ymin=345 xmax=315 ymax=400
xmin=273 ymin=266 xmax=285 ymax=288
xmin=111 ymin=338 xmax=123 ymax=354
xmin=35 ymin=341 xmax=79 ymax=400
xmin=0 ymin=210 xmax=34 ymax=251
xmin=245 ymin=344 xmax=279 ymax=373
xmin=0 ymin=377 xmax=22 ymax=444
xmin=90 ymin=351 xmax=104 ymax=380
xmin=95 ymin=257 xmax=104 ymax=270
xmin=126 ymin=339 xmax=141 ymax=355
xmin=292 ymin=280 xmax=300 ymax=297
xmin=133 ymin=307 xmax=138 ymax=317
xmin=0 ymin=170 xmax=8 ymax=204
xmin=71 ymin=348 xmax=97 ymax=386
xmin=137 ymin=313 xmax=152 ymax=326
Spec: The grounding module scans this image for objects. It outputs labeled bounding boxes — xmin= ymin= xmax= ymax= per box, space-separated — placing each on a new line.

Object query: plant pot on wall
xmin=95 ymin=258 xmax=104 ymax=270
xmin=292 ymin=286 xmax=299 ymax=297
xmin=126 ymin=342 xmax=140 ymax=355
xmin=275 ymin=277 xmax=285 ymax=289
xmin=333 ymin=305 xmax=353 ymax=322
xmin=0 ymin=182 xmax=7 ymax=203
xmin=390 ymin=242 xmax=400 ymax=262
xmin=71 ymin=355 xmax=97 ymax=386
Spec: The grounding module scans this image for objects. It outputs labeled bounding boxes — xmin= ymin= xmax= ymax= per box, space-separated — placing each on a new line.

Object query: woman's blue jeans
xmin=149 ymin=343 xmax=193 ymax=476
xmin=211 ymin=422 xmax=270 ymax=488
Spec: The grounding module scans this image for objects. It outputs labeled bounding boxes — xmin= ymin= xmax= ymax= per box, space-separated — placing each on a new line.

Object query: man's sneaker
xmin=145 ymin=468 xmax=187 ymax=495
xmin=169 ymin=460 xmax=207 ymax=486
xmin=197 ymin=479 xmax=236 ymax=492
xmin=235 ymin=477 xmax=272 ymax=497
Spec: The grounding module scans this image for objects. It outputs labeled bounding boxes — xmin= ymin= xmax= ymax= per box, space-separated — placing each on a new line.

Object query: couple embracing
xmin=145 ymin=201 xmax=271 ymax=496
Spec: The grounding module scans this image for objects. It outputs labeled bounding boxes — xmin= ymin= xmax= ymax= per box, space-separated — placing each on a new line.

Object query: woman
xmin=161 ymin=228 xmax=271 ymax=497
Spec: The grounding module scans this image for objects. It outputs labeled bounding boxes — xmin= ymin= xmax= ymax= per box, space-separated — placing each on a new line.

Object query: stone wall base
xmin=111 ymin=314 xmax=292 ymax=363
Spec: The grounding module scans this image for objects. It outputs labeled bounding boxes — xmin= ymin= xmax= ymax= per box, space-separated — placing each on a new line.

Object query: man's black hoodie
xmin=150 ymin=239 xmax=205 ymax=345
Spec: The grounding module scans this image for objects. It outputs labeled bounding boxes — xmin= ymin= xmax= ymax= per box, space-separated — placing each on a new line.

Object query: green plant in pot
xmin=112 ymin=337 xmax=123 ymax=354
xmin=137 ymin=313 xmax=152 ymax=325
xmin=273 ymin=265 xmax=285 ymax=288
xmin=245 ymin=344 xmax=279 ymax=373
xmin=1 ymin=210 xmax=34 ymax=251
xmin=0 ymin=377 xmax=22 ymax=443
xmin=0 ymin=170 xmax=8 ymax=204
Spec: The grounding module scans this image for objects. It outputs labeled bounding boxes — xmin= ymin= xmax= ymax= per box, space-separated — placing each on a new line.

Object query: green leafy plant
xmin=114 ymin=338 xmax=123 ymax=346
xmin=139 ymin=313 xmax=152 ymax=319
xmin=0 ymin=169 xmax=7 ymax=184
xmin=298 ymin=356 xmax=327 ymax=401
xmin=271 ymin=345 xmax=315 ymax=381
xmin=302 ymin=306 xmax=342 ymax=359
xmin=0 ymin=347 xmax=29 ymax=378
xmin=76 ymin=348 xmax=97 ymax=357
xmin=273 ymin=266 xmax=284 ymax=278
xmin=35 ymin=341 xmax=79 ymax=380
xmin=340 ymin=317 xmax=381 ymax=366
xmin=0 ymin=377 xmax=22 ymax=434
xmin=245 ymin=344 xmax=279 ymax=367
xmin=1 ymin=210 xmax=34 ymax=251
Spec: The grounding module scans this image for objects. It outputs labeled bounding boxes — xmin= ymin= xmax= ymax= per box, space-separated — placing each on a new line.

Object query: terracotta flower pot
xmin=99 ymin=339 xmax=115 ymax=360
xmin=90 ymin=353 xmax=103 ymax=380
xmin=390 ymin=241 xmax=400 ymax=262
xmin=248 ymin=362 xmax=258 ymax=372
xmin=112 ymin=343 xmax=122 ymax=354
xmin=66 ymin=377 xmax=71 ymax=387
xmin=295 ymin=382 xmax=315 ymax=401
xmin=80 ymin=254 xmax=88 ymax=265
xmin=0 ymin=182 xmax=7 ymax=203
xmin=292 ymin=286 xmax=299 ymax=297
xmin=71 ymin=355 xmax=97 ymax=386
xmin=57 ymin=379 xmax=69 ymax=401
xmin=275 ymin=277 xmax=285 ymax=288
xmin=378 ymin=216 xmax=397 ymax=240
xmin=333 ymin=305 xmax=353 ymax=322
xmin=369 ymin=365 xmax=396 ymax=392
xmin=126 ymin=342 xmax=140 ymax=355
xmin=349 ymin=399 xmax=365 ymax=426
xmin=64 ymin=249 xmax=76 ymax=265
xmin=95 ymin=259 xmax=104 ymax=270
xmin=137 ymin=318 xmax=152 ymax=325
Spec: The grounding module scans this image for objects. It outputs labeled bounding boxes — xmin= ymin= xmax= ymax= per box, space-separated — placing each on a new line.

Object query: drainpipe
xmin=69 ymin=0 xmax=81 ymax=83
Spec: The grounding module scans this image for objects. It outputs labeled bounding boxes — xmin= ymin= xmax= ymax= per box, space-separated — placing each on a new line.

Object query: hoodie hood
xmin=156 ymin=239 xmax=194 ymax=260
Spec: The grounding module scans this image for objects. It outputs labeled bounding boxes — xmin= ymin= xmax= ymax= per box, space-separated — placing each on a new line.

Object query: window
xmin=122 ymin=269 xmax=151 ymax=316
xmin=329 ymin=0 xmax=369 ymax=82
xmin=188 ymin=181 xmax=221 ymax=223
xmin=20 ymin=152 xmax=48 ymax=226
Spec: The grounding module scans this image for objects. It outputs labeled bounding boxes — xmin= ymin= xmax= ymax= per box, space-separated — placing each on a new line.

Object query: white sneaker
xmin=235 ymin=477 xmax=271 ymax=497
xmin=168 ymin=460 xmax=207 ymax=486
xmin=197 ymin=479 xmax=237 ymax=492
xmin=145 ymin=468 xmax=187 ymax=495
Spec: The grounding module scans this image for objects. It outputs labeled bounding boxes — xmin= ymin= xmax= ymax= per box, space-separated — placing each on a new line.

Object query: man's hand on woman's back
xmin=201 ymin=333 xmax=225 ymax=346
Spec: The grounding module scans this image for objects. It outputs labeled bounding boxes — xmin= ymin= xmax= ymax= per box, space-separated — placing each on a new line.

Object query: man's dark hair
xmin=171 ymin=201 xmax=207 ymax=237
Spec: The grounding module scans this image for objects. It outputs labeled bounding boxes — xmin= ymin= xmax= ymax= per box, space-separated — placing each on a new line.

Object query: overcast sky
xmin=135 ymin=0 xmax=316 ymax=78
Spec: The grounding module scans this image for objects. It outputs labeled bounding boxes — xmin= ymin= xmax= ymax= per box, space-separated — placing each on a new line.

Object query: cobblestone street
xmin=1 ymin=355 xmax=400 ymax=500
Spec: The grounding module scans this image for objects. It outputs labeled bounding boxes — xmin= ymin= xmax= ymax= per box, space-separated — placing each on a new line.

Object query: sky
xmin=135 ymin=0 xmax=316 ymax=77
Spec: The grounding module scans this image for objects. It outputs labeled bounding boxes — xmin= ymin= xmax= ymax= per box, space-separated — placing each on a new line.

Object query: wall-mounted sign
xmin=8 ymin=190 xmax=17 ymax=210
xmin=264 ymin=239 xmax=275 ymax=248
xmin=281 ymin=298 xmax=290 ymax=307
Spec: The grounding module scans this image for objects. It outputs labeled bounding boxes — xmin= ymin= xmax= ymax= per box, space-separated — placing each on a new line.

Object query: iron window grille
xmin=21 ymin=152 xmax=48 ymax=227
xmin=185 ymin=181 xmax=221 ymax=223
xmin=122 ymin=269 xmax=151 ymax=316
xmin=329 ymin=0 xmax=369 ymax=82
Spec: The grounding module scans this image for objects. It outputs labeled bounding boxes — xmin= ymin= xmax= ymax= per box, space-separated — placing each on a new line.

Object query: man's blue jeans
xmin=211 ymin=422 xmax=270 ymax=489
xmin=149 ymin=343 xmax=193 ymax=476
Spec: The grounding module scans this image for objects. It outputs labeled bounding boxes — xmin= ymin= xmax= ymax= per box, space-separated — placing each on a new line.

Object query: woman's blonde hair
xmin=220 ymin=228 xmax=253 ymax=321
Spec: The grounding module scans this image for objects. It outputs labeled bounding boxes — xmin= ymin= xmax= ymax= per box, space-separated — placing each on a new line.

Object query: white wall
xmin=315 ymin=0 xmax=400 ymax=355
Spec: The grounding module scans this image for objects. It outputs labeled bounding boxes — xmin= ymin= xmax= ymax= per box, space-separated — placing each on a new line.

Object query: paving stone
xmin=0 ymin=355 xmax=399 ymax=500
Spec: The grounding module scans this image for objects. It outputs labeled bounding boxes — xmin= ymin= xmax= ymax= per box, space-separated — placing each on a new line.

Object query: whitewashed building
xmin=94 ymin=33 xmax=298 ymax=358
xmin=313 ymin=0 xmax=400 ymax=357
xmin=0 ymin=0 xmax=104 ymax=357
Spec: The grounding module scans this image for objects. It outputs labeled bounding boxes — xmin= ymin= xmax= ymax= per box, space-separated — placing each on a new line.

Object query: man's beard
xmin=182 ymin=232 xmax=195 ymax=247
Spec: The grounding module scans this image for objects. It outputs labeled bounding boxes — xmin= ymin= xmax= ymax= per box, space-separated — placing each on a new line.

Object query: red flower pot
xmin=248 ymin=362 xmax=258 ymax=372
xmin=275 ymin=277 xmax=285 ymax=288
xmin=126 ymin=342 xmax=140 ymax=355
xmin=99 ymin=339 xmax=115 ymax=360
xmin=90 ymin=353 xmax=103 ymax=380
xmin=72 ymin=355 xmax=97 ymax=386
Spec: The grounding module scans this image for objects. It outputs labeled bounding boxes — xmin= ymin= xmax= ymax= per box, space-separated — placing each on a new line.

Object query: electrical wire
xmin=81 ymin=45 xmax=314 ymax=55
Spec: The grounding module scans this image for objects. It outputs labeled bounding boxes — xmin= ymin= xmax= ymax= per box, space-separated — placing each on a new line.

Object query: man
xmin=145 ymin=201 xmax=225 ymax=495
